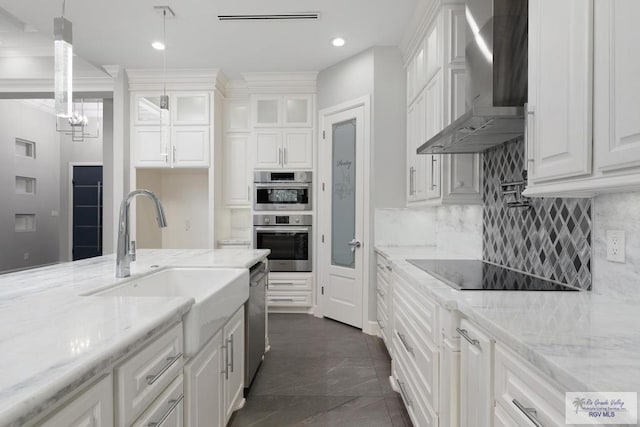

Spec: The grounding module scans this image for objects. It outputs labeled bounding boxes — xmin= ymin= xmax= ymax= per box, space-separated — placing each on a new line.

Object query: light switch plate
xmin=606 ymin=230 xmax=625 ymax=263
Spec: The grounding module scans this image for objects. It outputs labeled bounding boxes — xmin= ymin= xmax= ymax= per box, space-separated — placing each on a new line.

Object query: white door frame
xmin=68 ymin=162 xmax=103 ymax=261
xmin=316 ymin=95 xmax=373 ymax=333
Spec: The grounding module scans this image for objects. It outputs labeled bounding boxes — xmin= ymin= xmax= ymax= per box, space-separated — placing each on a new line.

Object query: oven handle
xmin=254 ymin=227 xmax=311 ymax=233
xmin=255 ymin=183 xmax=310 ymax=189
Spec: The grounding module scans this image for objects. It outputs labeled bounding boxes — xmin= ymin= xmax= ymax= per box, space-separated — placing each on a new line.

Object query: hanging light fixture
xmin=154 ymin=6 xmax=174 ymax=161
xmin=54 ymin=0 xmax=73 ymax=118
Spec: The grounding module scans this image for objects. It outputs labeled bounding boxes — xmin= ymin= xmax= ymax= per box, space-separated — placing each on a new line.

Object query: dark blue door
xmin=72 ymin=165 xmax=103 ymax=261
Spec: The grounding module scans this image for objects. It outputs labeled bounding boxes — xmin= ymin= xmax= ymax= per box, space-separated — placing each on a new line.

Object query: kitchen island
xmin=0 ymin=249 xmax=269 ymax=426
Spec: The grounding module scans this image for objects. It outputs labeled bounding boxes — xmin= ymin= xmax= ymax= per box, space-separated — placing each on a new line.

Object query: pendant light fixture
xmin=154 ymin=6 xmax=174 ymax=160
xmin=54 ymin=0 xmax=73 ymax=118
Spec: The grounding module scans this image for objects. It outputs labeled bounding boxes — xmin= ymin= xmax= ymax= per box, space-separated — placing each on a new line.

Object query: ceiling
xmin=0 ymin=0 xmax=419 ymax=79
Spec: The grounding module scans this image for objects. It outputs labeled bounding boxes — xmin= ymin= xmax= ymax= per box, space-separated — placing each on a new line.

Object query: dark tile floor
xmin=229 ymin=314 xmax=412 ymax=427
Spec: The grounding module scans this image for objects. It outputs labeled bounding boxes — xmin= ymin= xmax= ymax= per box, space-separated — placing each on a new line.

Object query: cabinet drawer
xmin=267 ymin=291 xmax=312 ymax=307
xmin=494 ymin=343 xmax=566 ymax=427
xmin=116 ymin=323 xmax=184 ymax=427
xmin=268 ymin=276 xmax=312 ymax=292
xmin=394 ymin=279 xmax=439 ymax=346
xmin=394 ymin=307 xmax=439 ymax=409
xmin=376 ymin=283 xmax=389 ymax=316
xmin=376 ymin=271 xmax=389 ymax=294
xmin=132 ymin=375 xmax=184 ymax=427
xmin=376 ymin=254 xmax=393 ymax=281
xmin=377 ymin=306 xmax=390 ymax=350
xmin=394 ymin=353 xmax=438 ymax=427
xmin=39 ymin=374 xmax=113 ymax=427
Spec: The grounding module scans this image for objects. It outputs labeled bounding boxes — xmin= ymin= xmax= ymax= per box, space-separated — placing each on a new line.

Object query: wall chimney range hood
xmin=417 ymin=0 xmax=528 ymax=154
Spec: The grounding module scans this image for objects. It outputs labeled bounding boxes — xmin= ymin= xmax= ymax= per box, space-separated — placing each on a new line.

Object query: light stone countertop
xmin=0 ymin=249 xmax=269 ymax=427
xmin=375 ymin=245 xmax=640 ymax=395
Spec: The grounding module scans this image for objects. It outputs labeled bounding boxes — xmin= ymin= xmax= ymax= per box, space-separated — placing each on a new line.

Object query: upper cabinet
xmin=223 ymin=99 xmax=251 ymax=207
xmin=525 ymin=0 xmax=640 ymax=197
xmin=527 ymin=0 xmax=593 ymax=184
xmin=251 ymin=95 xmax=313 ymax=128
xmin=405 ymin=3 xmax=482 ymax=206
xmin=131 ymin=91 xmax=212 ymax=168
xmin=250 ymin=93 xmax=315 ymax=170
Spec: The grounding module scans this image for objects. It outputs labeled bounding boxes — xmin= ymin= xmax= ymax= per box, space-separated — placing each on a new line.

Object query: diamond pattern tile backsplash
xmin=482 ymin=139 xmax=592 ymax=290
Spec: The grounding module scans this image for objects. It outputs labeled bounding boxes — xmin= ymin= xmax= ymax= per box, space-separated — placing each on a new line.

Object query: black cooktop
xmin=407 ymin=259 xmax=579 ymax=291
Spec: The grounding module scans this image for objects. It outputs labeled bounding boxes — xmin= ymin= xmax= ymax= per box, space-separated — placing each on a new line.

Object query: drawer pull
xmin=376 ymin=287 xmax=386 ymax=298
xmin=512 ymin=399 xmax=543 ymax=427
xmin=456 ymin=328 xmax=480 ymax=347
xmin=146 ymin=353 xmax=182 ymax=386
xmin=396 ymin=331 xmax=414 ymax=354
xmin=274 ymin=282 xmax=295 ymax=286
xmin=386 ymin=265 xmax=393 ymax=272
xmin=377 ymin=263 xmax=385 ymax=269
xmin=147 ymin=394 xmax=184 ymax=427
xmin=269 ymin=297 xmax=295 ymax=302
xmin=377 ymin=319 xmax=385 ymax=330
xmin=396 ymin=379 xmax=413 ymax=407
xmin=228 ymin=334 xmax=234 ymax=373
xmin=221 ymin=345 xmax=228 ymax=379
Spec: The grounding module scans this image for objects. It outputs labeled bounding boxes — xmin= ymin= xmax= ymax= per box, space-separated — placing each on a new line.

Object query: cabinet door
xmin=409 ymin=92 xmax=428 ymax=203
xmin=439 ymin=338 xmax=460 ymax=427
xmin=223 ymin=134 xmax=250 ymax=206
xmin=406 ymin=102 xmax=416 ymax=202
xmin=425 ymin=75 xmax=443 ymax=200
xmin=283 ymin=95 xmax=313 ymax=127
xmin=131 ymin=375 xmax=184 ymax=427
xmin=283 ymin=130 xmax=313 ymax=169
xmin=224 ymin=101 xmax=249 ymax=132
xmin=172 ymin=92 xmax=210 ymax=126
xmin=134 ymin=127 xmax=170 ymax=168
xmin=223 ymin=307 xmax=245 ymax=424
xmin=255 ymin=131 xmax=283 ymax=169
xmin=528 ymin=0 xmax=593 ymax=183
xmin=595 ymin=0 xmax=640 ymax=174
xmin=252 ymin=96 xmax=282 ymax=127
xmin=41 ymin=374 xmax=113 ymax=427
xmin=185 ymin=331 xmax=223 ymax=427
xmin=459 ymin=320 xmax=493 ymax=427
xmin=134 ymin=93 xmax=165 ymax=126
xmin=172 ymin=127 xmax=210 ymax=167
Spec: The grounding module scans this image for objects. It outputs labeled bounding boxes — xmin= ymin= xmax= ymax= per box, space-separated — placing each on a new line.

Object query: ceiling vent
xmin=218 ymin=12 xmax=320 ymax=21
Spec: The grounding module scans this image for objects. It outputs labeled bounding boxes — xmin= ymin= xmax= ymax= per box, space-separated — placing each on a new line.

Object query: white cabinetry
xmin=525 ymin=1 xmax=640 ymax=197
xmin=183 ymin=306 xmax=245 ymax=426
xmin=223 ymin=99 xmax=251 ymax=207
xmin=115 ymin=323 xmax=184 ymax=426
xmin=251 ymin=94 xmax=314 ymax=170
xmin=459 ymin=319 xmax=494 ymax=427
xmin=40 ymin=375 xmax=113 ymax=427
xmin=405 ymin=3 xmax=482 ymax=206
xmin=267 ymin=272 xmax=313 ymax=313
xmin=132 ymin=375 xmax=184 ymax=427
xmin=222 ymin=306 xmax=245 ymax=424
xmin=527 ymin=0 xmax=593 ymax=184
xmin=184 ymin=331 xmax=223 ymax=427
xmin=132 ymin=92 xmax=211 ymax=168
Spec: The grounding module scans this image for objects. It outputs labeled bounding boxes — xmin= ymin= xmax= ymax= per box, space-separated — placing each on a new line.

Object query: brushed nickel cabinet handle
xmin=512 ymin=399 xmax=543 ymax=427
xmin=456 ymin=328 xmax=480 ymax=346
xmin=396 ymin=379 xmax=413 ymax=407
xmin=397 ymin=331 xmax=414 ymax=354
xmin=146 ymin=352 xmax=182 ymax=386
xmin=147 ymin=395 xmax=183 ymax=427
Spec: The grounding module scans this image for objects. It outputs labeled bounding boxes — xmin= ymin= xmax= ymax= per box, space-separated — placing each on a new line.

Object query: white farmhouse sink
xmin=95 ymin=267 xmax=249 ymax=356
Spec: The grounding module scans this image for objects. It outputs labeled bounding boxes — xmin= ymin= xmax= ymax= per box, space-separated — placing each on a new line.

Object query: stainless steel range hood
xmin=418 ymin=0 xmax=528 ymax=154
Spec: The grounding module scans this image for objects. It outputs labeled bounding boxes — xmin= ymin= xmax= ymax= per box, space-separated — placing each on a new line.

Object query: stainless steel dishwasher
xmin=245 ymin=260 xmax=268 ymax=390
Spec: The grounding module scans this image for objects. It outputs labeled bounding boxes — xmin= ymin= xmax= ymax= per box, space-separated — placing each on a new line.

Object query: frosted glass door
xmin=331 ymin=119 xmax=357 ymax=268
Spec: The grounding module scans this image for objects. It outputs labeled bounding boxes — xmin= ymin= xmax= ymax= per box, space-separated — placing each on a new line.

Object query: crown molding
xmin=224 ymin=80 xmax=249 ymax=100
xmin=0 ymin=76 xmax=114 ymax=93
xmin=126 ymin=68 xmax=225 ymax=92
xmin=399 ymin=0 xmax=464 ymax=65
xmin=241 ymin=71 xmax=318 ymax=94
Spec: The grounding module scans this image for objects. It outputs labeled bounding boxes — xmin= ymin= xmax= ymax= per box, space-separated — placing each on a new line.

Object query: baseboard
xmin=389 ymin=375 xmax=400 ymax=393
xmin=363 ymin=320 xmax=380 ymax=336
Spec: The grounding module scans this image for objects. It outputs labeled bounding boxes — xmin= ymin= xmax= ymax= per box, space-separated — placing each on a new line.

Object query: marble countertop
xmin=376 ymin=245 xmax=640 ymax=395
xmin=0 ymin=249 xmax=269 ymax=426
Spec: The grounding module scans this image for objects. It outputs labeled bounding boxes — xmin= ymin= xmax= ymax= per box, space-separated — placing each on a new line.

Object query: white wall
xmin=0 ymin=100 xmax=60 ymax=272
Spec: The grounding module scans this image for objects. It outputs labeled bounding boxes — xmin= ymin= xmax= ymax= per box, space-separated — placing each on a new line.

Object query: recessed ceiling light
xmin=331 ymin=37 xmax=346 ymax=47
xmin=152 ymin=41 xmax=165 ymax=50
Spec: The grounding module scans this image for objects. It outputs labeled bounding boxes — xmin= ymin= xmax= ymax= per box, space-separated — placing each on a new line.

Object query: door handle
xmin=348 ymin=239 xmax=362 ymax=252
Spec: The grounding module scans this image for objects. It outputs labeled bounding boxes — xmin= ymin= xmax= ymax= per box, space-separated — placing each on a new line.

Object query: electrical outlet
xmin=606 ymin=230 xmax=626 ymax=263
xmin=23 ymin=252 xmax=29 ymax=260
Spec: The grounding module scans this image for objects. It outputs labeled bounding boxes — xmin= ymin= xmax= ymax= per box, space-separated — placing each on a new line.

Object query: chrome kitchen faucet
xmin=116 ymin=189 xmax=167 ymax=278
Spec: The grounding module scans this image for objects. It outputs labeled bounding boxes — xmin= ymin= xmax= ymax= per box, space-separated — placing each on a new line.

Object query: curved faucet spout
xmin=116 ymin=189 xmax=167 ymax=278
